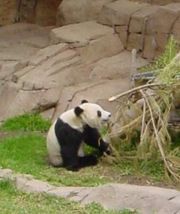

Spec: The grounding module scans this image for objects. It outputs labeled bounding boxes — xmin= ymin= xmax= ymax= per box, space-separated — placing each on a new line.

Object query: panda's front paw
xmin=88 ymin=155 xmax=98 ymax=166
xmin=99 ymin=141 xmax=111 ymax=155
xmin=79 ymin=155 xmax=98 ymax=167
xmin=104 ymin=147 xmax=111 ymax=155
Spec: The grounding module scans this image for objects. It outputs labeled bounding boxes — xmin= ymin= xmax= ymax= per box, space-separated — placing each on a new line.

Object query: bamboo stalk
xmin=109 ymin=114 xmax=142 ymax=138
xmin=109 ymin=83 xmax=165 ymax=102
xmin=140 ymin=90 xmax=180 ymax=181
xmin=140 ymin=96 xmax=146 ymax=143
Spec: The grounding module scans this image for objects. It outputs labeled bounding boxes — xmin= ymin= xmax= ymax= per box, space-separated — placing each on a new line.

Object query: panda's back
xmin=47 ymin=120 xmax=62 ymax=166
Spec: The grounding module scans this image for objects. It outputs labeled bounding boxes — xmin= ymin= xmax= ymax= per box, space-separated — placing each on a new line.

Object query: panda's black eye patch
xmin=74 ymin=106 xmax=84 ymax=116
xmin=97 ymin=110 xmax=101 ymax=117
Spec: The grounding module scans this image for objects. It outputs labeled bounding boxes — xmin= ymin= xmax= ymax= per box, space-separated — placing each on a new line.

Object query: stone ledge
xmin=0 ymin=168 xmax=180 ymax=214
xmin=50 ymin=21 xmax=114 ymax=46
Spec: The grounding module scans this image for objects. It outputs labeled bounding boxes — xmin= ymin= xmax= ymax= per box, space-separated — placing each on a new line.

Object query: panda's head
xmin=74 ymin=100 xmax=111 ymax=129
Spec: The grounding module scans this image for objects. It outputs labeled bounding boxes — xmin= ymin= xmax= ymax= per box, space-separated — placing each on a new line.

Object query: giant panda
xmin=47 ymin=100 xmax=111 ymax=171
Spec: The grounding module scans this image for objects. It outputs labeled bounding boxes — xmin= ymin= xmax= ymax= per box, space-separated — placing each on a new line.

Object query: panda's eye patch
xmin=97 ymin=110 xmax=101 ymax=117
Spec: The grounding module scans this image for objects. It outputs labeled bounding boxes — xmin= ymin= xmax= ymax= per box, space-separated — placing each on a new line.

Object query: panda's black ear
xmin=81 ymin=99 xmax=88 ymax=104
xmin=74 ymin=106 xmax=84 ymax=116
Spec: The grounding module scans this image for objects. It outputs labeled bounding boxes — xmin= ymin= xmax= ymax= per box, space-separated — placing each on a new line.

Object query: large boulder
xmin=51 ymin=21 xmax=114 ymax=45
xmin=98 ymin=0 xmax=148 ymax=26
xmin=89 ymin=51 xmax=147 ymax=80
xmin=81 ymin=183 xmax=180 ymax=214
xmin=56 ymin=0 xmax=113 ymax=26
xmin=172 ymin=15 xmax=180 ymax=40
xmin=51 ymin=21 xmax=124 ymax=63
xmin=141 ymin=3 xmax=180 ymax=59
xmin=96 ymin=0 xmax=180 ymax=60
xmin=16 ymin=44 xmax=81 ymax=88
xmin=52 ymin=79 xmax=130 ymax=121
xmin=146 ymin=3 xmax=180 ymax=34
xmin=0 ymin=23 xmax=50 ymax=64
xmin=1 ymin=169 xmax=180 ymax=214
xmin=127 ymin=2 xmax=180 ymax=59
xmin=0 ymin=22 xmax=147 ymax=122
xmin=0 ymin=23 xmax=51 ymax=84
xmin=52 ymin=51 xmax=147 ymax=120
xmin=0 ymin=84 xmax=60 ymax=121
xmin=129 ymin=5 xmax=160 ymax=33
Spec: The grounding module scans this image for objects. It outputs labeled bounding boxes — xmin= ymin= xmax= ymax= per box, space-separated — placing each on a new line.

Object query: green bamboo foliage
xmin=140 ymin=35 xmax=179 ymax=72
xmin=108 ymin=37 xmax=180 ymax=181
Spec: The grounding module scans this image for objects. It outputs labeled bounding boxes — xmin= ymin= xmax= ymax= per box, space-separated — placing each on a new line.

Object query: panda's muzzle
xmin=102 ymin=118 xmax=110 ymax=122
xmin=102 ymin=112 xmax=111 ymax=122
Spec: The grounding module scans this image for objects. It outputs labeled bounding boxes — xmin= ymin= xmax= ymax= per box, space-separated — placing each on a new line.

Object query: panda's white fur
xmin=47 ymin=121 xmax=62 ymax=166
xmin=47 ymin=120 xmax=85 ymax=166
xmin=47 ymin=101 xmax=111 ymax=171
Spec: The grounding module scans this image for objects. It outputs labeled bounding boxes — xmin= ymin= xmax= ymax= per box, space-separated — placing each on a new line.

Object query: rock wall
xmin=0 ymin=22 xmax=147 ymax=121
xmin=0 ymin=0 xmax=62 ymax=26
xmin=0 ymin=0 xmax=17 ymax=26
xmin=0 ymin=0 xmax=179 ymax=121
xmin=1 ymin=0 xmax=180 ymax=59
xmin=56 ymin=0 xmax=113 ymax=26
xmin=35 ymin=0 xmax=62 ymax=26
xmin=57 ymin=0 xmax=180 ymax=60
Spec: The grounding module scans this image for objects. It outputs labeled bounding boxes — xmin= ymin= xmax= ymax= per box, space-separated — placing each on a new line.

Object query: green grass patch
xmin=113 ymin=159 xmax=165 ymax=183
xmin=0 ymin=134 xmax=47 ymax=175
xmin=0 ymin=133 xmax=168 ymax=187
xmin=0 ymin=113 xmax=51 ymax=132
xmin=138 ymin=160 xmax=164 ymax=181
xmin=0 ymin=134 xmax=108 ymax=187
xmin=0 ymin=113 xmax=176 ymax=187
xmin=1 ymin=180 xmax=136 ymax=214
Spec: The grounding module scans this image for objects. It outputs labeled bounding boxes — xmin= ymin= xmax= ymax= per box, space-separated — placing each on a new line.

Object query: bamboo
xmin=109 ymin=83 xmax=165 ymax=102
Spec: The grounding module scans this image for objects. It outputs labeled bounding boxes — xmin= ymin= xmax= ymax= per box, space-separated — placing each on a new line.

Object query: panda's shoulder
xmin=57 ymin=109 xmax=83 ymax=132
xmin=60 ymin=109 xmax=74 ymax=120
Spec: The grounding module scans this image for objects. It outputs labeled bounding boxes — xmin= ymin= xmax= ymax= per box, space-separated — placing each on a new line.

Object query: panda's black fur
xmin=47 ymin=100 xmax=111 ymax=171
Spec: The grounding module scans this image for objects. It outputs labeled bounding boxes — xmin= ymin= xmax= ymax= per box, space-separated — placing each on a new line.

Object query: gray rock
xmin=0 ymin=61 xmax=26 ymax=81
xmin=0 ymin=23 xmax=50 ymax=64
xmin=0 ymin=168 xmax=179 ymax=214
xmin=98 ymin=0 xmax=148 ymax=26
xmin=81 ymin=183 xmax=180 ymax=214
xmin=90 ymin=51 xmax=147 ymax=80
xmin=15 ymin=175 xmax=53 ymax=193
xmin=129 ymin=5 xmax=159 ymax=33
xmin=51 ymin=21 xmax=114 ymax=45
xmin=172 ymin=15 xmax=180 ymax=40
xmin=56 ymin=0 xmax=113 ymax=26
xmin=0 ymin=168 xmax=13 ymax=180
xmin=146 ymin=3 xmax=180 ymax=34
xmin=77 ymin=33 xmax=123 ymax=63
xmin=29 ymin=43 xmax=69 ymax=66
xmin=52 ymin=78 xmax=131 ymax=121
xmin=48 ymin=186 xmax=92 ymax=200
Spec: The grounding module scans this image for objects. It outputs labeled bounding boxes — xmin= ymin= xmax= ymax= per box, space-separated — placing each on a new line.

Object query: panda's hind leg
xmin=62 ymin=154 xmax=97 ymax=171
xmin=61 ymin=153 xmax=79 ymax=171
xmin=62 ymin=152 xmax=97 ymax=171
xmin=61 ymin=144 xmax=97 ymax=171
xmin=78 ymin=155 xmax=98 ymax=168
